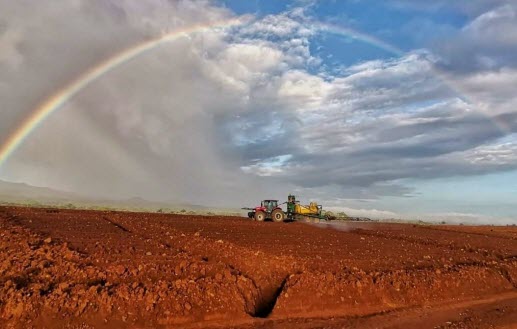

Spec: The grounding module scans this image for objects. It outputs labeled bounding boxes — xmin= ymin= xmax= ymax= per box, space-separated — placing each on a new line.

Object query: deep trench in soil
xmin=251 ymin=277 xmax=289 ymax=318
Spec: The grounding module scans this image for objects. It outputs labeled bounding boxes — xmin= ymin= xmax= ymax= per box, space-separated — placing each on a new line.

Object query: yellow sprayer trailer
xmin=286 ymin=195 xmax=325 ymax=222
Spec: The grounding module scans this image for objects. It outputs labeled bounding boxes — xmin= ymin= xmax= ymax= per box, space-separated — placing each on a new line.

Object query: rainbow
xmin=0 ymin=18 xmax=244 ymax=168
xmin=0 ymin=18 xmax=511 ymax=170
xmin=313 ymin=22 xmax=404 ymax=56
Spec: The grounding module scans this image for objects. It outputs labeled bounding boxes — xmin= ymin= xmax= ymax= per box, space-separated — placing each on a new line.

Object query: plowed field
xmin=1 ymin=206 xmax=517 ymax=328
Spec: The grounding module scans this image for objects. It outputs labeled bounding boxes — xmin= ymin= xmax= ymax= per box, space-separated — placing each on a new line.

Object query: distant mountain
xmin=0 ymin=180 xmax=84 ymax=204
xmin=0 ymin=179 xmax=239 ymax=215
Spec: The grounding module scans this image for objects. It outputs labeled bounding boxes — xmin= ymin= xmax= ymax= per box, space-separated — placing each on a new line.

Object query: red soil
xmin=1 ymin=206 xmax=517 ymax=328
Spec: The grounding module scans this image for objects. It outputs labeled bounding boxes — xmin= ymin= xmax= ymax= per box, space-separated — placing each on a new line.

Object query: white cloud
xmin=390 ymin=0 xmax=510 ymax=17
xmin=241 ymin=155 xmax=293 ymax=176
xmin=466 ymin=142 xmax=517 ymax=165
xmin=464 ymin=4 xmax=517 ymax=45
xmin=277 ymin=70 xmax=331 ymax=107
xmin=326 ymin=206 xmax=399 ymax=219
xmin=416 ymin=212 xmax=516 ymax=225
xmin=239 ymin=13 xmax=312 ymax=38
xmin=205 ymin=42 xmax=285 ymax=92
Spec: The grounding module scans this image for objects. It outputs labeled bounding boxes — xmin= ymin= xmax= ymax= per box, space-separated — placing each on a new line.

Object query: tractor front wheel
xmin=272 ymin=209 xmax=285 ymax=223
xmin=254 ymin=211 xmax=266 ymax=222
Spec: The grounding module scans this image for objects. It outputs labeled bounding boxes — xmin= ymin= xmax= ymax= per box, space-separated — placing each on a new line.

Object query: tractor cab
xmin=261 ymin=200 xmax=278 ymax=213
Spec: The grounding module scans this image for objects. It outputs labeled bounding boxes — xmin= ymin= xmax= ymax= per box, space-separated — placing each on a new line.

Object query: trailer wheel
xmin=272 ymin=209 xmax=285 ymax=223
xmin=254 ymin=211 xmax=266 ymax=222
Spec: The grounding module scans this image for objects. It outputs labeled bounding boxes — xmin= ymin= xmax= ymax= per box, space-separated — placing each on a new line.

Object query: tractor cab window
xmin=262 ymin=200 xmax=278 ymax=212
xmin=265 ymin=200 xmax=278 ymax=212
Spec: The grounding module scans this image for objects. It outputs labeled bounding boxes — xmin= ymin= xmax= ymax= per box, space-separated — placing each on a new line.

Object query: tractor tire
xmin=254 ymin=211 xmax=266 ymax=222
xmin=272 ymin=209 xmax=285 ymax=223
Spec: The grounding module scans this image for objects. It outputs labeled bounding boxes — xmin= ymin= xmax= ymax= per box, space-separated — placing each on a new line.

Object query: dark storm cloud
xmin=0 ymin=0 xmax=248 ymax=202
xmin=433 ymin=3 xmax=517 ymax=73
xmin=221 ymin=48 xmax=517 ymax=196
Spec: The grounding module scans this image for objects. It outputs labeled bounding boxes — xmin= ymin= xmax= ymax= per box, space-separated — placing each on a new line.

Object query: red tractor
xmin=245 ymin=199 xmax=286 ymax=222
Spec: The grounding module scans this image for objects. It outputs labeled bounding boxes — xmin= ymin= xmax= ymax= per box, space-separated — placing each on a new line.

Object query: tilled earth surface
xmin=1 ymin=206 xmax=517 ymax=328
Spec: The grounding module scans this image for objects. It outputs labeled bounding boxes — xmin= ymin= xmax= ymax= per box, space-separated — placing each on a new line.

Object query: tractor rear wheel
xmin=254 ymin=211 xmax=266 ymax=222
xmin=272 ymin=209 xmax=285 ymax=223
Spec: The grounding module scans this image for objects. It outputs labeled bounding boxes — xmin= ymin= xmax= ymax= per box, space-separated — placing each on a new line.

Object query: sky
xmin=0 ymin=0 xmax=516 ymax=224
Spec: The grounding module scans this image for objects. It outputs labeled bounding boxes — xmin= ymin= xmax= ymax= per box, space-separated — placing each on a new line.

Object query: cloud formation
xmin=435 ymin=3 xmax=517 ymax=73
xmin=0 ymin=0 xmax=516 ymax=220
